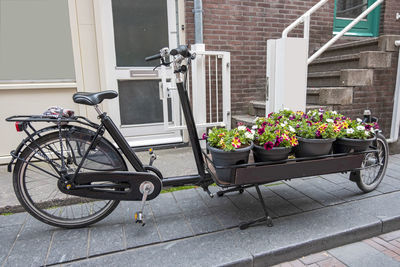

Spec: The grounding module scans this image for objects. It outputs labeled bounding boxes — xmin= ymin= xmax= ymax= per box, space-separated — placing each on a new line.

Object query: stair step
xmin=359 ymin=51 xmax=392 ymax=68
xmin=308 ymin=71 xmax=341 ymax=87
xmin=249 ymin=100 xmax=266 ymax=116
xmin=306 ymin=87 xmax=353 ymax=105
xmin=308 ymin=54 xmax=360 ymax=72
xmin=341 ymin=69 xmax=374 ymax=86
xmin=320 ymin=38 xmax=379 ymax=58
xmin=232 ymin=114 xmax=257 ymax=127
xmin=306 ymin=105 xmax=333 ymax=112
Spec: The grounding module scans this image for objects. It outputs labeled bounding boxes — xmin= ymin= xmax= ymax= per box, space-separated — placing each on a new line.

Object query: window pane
xmin=112 ymin=0 xmax=169 ymax=67
xmin=0 ymin=0 xmax=75 ymax=81
xmin=118 ymin=80 xmax=172 ymax=125
xmin=336 ymin=0 xmax=368 ymax=19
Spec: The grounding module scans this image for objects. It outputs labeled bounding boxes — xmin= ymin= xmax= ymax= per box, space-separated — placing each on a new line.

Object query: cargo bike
xmin=6 ymin=46 xmax=388 ymax=230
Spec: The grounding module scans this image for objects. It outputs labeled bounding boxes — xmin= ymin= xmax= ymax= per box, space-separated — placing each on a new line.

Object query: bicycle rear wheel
xmin=13 ymin=129 xmax=127 ymax=228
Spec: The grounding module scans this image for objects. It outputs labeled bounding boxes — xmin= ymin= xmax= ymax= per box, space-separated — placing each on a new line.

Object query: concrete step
xmin=318 ymin=37 xmax=379 ymax=58
xmin=306 ymin=104 xmax=333 ymax=112
xmin=232 ymin=114 xmax=257 ymax=127
xmin=308 ymin=53 xmax=360 ymax=73
xmin=248 ymin=100 xmax=266 ymax=117
xmin=306 ymin=87 xmax=353 ymax=105
xmin=307 ymin=71 xmax=341 ymax=87
xmin=359 ymin=51 xmax=392 ymax=69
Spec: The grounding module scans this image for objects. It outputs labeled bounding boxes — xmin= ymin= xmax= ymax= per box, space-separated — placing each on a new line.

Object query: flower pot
xmin=294 ymin=137 xmax=335 ymax=158
xmin=252 ymin=144 xmax=291 ymax=162
xmin=207 ymin=142 xmax=253 ymax=183
xmin=333 ymin=136 xmax=376 ymax=153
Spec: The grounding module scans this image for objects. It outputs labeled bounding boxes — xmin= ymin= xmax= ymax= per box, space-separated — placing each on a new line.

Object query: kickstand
xmin=238 ymin=185 xmax=273 ymax=230
xmin=134 ymin=182 xmax=154 ymax=226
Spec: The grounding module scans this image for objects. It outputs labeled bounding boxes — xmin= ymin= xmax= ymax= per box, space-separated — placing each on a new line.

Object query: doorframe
xmin=93 ymin=0 xmax=187 ymax=146
xmin=333 ymin=0 xmax=381 ymax=37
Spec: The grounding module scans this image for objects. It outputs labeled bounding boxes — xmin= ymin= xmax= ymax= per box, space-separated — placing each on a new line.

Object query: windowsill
xmin=0 ymin=81 xmax=77 ymax=90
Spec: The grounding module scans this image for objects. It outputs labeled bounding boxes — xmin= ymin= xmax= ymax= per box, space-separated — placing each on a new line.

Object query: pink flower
xmin=268 ymin=112 xmax=274 ymax=118
xmin=264 ymin=141 xmax=274 ymax=151
xmin=262 ymin=121 xmax=267 ymax=127
xmin=274 ymin=136 xmax=283 ymax=147
xmin=316 ymin=130 xmax=321 ymax=137
xmin=306 ymin=121 xmax=312 ymax=126
xmin=258 ymin=127 xmax=265 ymax=135
xmin=202 ymin=133 xmax=207 ymax=140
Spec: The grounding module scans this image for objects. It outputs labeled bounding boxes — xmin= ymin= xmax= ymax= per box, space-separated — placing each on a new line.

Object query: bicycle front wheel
xmin=13 ymin=129 xmax=127 ymax=228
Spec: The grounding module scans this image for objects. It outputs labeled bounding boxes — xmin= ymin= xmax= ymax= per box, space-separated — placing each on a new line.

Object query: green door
xmin=333 ymin=0 xmax=381 ymax=37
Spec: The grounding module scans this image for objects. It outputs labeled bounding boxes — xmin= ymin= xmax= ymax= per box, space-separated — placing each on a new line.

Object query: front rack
xmin=202 ymin=148 xmax=377 ymax=186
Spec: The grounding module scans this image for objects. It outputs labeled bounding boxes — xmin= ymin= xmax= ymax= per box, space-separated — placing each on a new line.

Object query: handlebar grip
xmin=145 ymin=53 xmax=162 ymax=61
xmin=170 ymin=45 xmax=191 ymax=58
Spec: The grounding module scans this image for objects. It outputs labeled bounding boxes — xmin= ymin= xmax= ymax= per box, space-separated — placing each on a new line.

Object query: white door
xmin=100 ymin=0 xmax=182 ymax=147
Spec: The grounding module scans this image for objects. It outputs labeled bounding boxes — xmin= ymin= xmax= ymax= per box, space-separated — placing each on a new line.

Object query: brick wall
xmin=184 ymin=0 xmax=399 ymax=132
xmin=381 ymin=0 xmax=400 ymax=35
xmin=185 ymin=0 xmax=335 ymax=116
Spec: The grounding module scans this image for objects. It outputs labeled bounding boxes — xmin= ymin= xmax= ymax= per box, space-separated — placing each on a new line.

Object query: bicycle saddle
xmin=73 ymin=90 xmax=118 ymax=106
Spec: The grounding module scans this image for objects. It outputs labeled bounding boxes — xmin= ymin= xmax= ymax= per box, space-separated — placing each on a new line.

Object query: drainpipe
xmin=193 ymin=0 xmax=203 ymax=43
xmin=387 ymin=40 xmax=400 ymax=143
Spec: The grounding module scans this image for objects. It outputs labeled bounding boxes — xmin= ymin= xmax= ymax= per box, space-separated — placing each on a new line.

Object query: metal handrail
xmin=308 ymin=0 xmax=384 ymax=64
xmin=282 ymin=0 xmax=329 ymax=38
xmin=281 ymin=0 xmax=384 ymax=64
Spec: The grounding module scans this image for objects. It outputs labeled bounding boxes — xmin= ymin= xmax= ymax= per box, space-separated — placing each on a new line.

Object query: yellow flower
xmin=282 ymin=133 xmax=290 ymax=141
xmin=231 ymin=137 xmax=241 ymax=148
xmin=290 ymin=136 xmax=298 ymax=146
xmin=218 ymin=138 xmax=226 ymax=149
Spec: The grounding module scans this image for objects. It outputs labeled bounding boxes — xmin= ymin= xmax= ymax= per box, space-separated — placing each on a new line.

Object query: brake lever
xmin=153 ymin=58 xmax=171 ymax=71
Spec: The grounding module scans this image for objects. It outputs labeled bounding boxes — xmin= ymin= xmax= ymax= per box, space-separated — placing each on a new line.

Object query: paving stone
xmin=0 ymin=213 xmax=27 ymax=228
xmin=248 ymin=185 xmax=279 ymax=198
xmin=380 ymin=177 xmax=400 ymax=189
xmin=175 ymin=193 xmax=210 ymax=215
xmin=342 ymin=189 xmax=382 ymax=201
xmin=319 ymin=173 xmax=351 ymax=185
xmin=153 ymin=213 xmax=194 ymax=241
xmin=172 ymin=188 xmax=199 ymax=201
xmin=97 ymin=203 xmax=126 ymax=226
xmin=64 ymin=229 xmax=253 ymax=267
xmin=227 ymin=191 xmax=270 ymax=219
xmin=149 ymin=192 xmax=181 ymax=217
xmin=381 ymin=230 xmax=400 ymax=242
xmin=288 ymin=196 xmax=324 ymax=212
xmin=328 ymin=188 xmax=358 ymax=201
xmin=4 ymin=217 xmax=53 ymax=267
xmin=88 ymin=224 xmax=125 ymax=256
xmin=0 ymin=225 xmax=22 ymax=265
xmin=375 ymin=182 xmax=399 ymax=194
xmin=232 ymin=202 xmax=381 ymax=267
xmin=308 ymin=177 xmax=346 ymax=192
xmin=263 ymin=196 xmax=302 ymax=217
xmin=184 ymin=210 xmax=223 ymax=235
xmin=267 ymin=183 xmax=306 ymax=200
xmin=299 ymin=251 xmax=331 ymax=264
xmin=196 ymin=187 xmax=236 ymax=208
xmin=125 ymin=217 xmax=161 ymax=249
xmin=328 ymin=241 xmax=399 ymax=267
xmin=210 ymin=204 xmax=248 ymax=228
xmin=46 ymin=228 xmax=88 ymax=265
xmin=363 ymin=239 xmax=387 ymax=252
xmin=287 ymin=184 xmax=345 ymax=206
xmin=316 ymin=257 xmax=347 ymax=267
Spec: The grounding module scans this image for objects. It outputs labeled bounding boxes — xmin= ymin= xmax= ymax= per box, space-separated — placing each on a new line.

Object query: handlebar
xmin=145 ymin=53 xmax=162 ymax=62
xmin=145 ymin=45 xmax=191 ymax=62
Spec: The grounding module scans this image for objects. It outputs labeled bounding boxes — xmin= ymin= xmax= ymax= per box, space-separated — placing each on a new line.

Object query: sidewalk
xmin=1 ymin=149 xmax=400 ymax=266
xmin=278 ymin=230 xmax=400 ymax=266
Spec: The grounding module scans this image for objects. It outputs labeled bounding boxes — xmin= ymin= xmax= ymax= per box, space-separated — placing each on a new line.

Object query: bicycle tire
xmin=13 ymin=129 xmax=127 ymax=228
xmin=353 ymin=133 xmax=388 ymax=193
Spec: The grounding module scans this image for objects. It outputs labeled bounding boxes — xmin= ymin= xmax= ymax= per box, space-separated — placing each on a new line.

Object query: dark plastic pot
xmin=252 ymin=144 xmax=291 ymax=162
xmin=207 ymin=142 xmax=253 ymax=184
xmin=294 ymin=137 xmax=335 ymax=158
xmin=333 ymin=136 xmax=376 ymax=153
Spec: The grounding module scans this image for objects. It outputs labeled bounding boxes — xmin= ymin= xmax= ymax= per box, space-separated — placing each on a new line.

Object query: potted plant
xmin=333 ymin=118 xmax=378 ymax=153
xmin=252 ymin=124 xmax=298 ymax=162
xmin=295 ymin=118 xmax=339 ymax=158
xmin=206 ymin=125 xmax=254 ymax=183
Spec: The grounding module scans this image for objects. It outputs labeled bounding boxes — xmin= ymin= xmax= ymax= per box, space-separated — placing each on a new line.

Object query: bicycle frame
xmin=64 ymin=80 xmax=212 ymax=188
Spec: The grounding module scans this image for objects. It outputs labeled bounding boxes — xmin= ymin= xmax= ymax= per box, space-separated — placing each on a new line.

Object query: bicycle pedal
xmin=134 ymin=211 xmax=145 ymax=226
xmin=148 ymin=148 xmax=157 ymax=166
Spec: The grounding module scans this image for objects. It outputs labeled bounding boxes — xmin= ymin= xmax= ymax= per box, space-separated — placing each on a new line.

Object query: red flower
xmin=264 ymin=141 xmax=274 ymax=151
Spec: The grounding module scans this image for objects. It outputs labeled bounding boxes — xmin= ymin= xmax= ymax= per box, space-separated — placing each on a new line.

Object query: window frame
xmin=333 ymin=0 xmax=381 ymax=37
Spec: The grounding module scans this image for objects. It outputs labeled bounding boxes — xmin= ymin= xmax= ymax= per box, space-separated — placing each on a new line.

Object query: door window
xmin=333 ymin=0 xmax=381 ymax=37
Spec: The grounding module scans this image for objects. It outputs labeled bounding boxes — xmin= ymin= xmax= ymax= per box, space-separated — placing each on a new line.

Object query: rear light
xmin=15 ymin=121 xmax=26 ymax=132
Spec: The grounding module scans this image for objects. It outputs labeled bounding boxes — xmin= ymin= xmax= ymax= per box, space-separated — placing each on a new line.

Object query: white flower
xmin=208 ymin=129 xmax=212 ymax=134
xmin=245 ymin=132 xmax=254 ymax=140
xmin=318 ymin=112 xmax=323 ymax=116
xmin=356 ymin=118 xmax=362 ymax=123
xmin=289 ymin=126 xmax=296 ymax=133
xmin=326 ymin=119 xmax=334 ymax=123
xmin=365 ymin=131 xmax=370 ymax=137
xmin=251 ymin=130 xmax=255 ymax=134
xmin=280 ymin=123 xmax=286 ymax=127
xmin=347 ymin=128 xmax=355 ymax=134
xmin=252 ymin=125 xmax=258 ymax=129
xmin=253 ymin=117 xmax=259 ymax=122
xmin=332 ymin=111 xmax=337 ymax=115
xmin=356 ymin=125 xmax=365 ymax=131
xmin=238 ymin=125 xmax=246 ymax=131
xmin=284 ymin=108 xmax=289 ymax=111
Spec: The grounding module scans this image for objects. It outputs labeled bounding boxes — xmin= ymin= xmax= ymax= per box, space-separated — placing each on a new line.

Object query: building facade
xmin=0 ymin=0 xmax=399 ymax=162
